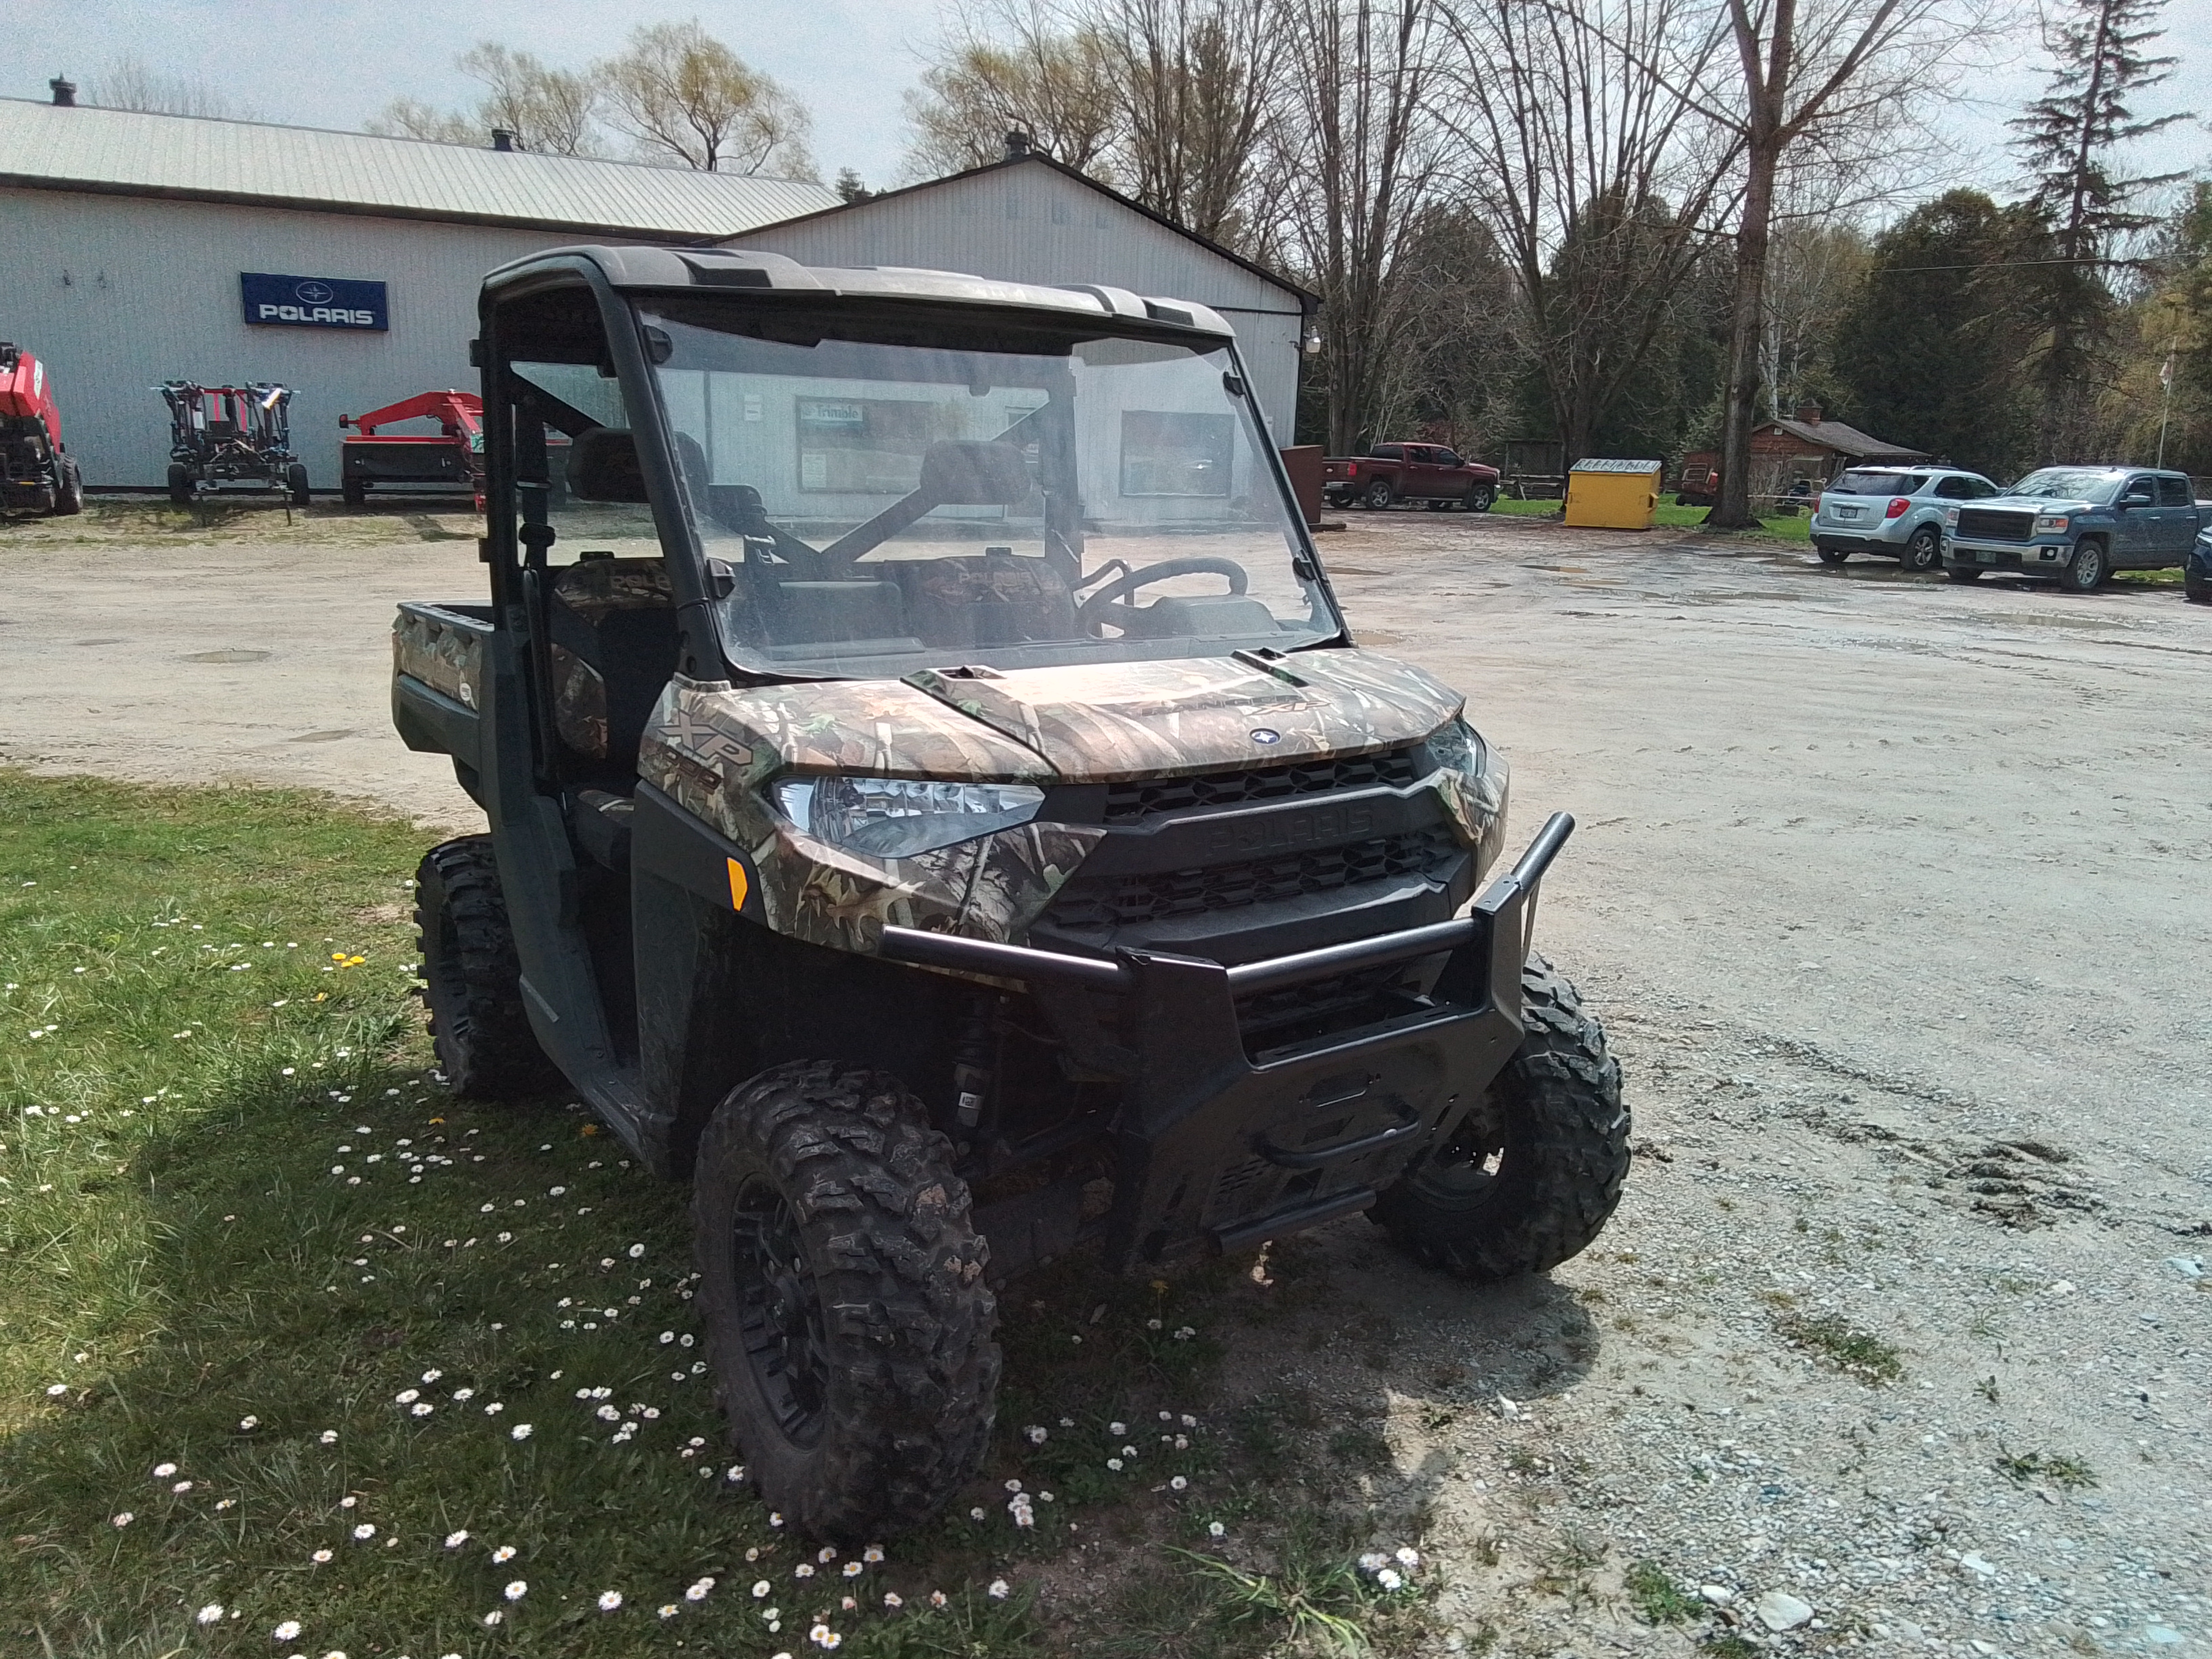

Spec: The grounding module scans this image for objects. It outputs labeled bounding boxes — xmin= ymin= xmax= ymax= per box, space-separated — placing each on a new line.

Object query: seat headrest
xmin=567 ymin=426 xmax=648 ymax=503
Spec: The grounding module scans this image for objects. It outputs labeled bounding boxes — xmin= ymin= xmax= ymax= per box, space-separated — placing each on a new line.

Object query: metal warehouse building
xmin=1 ymin=95 xmax=1312 ymax=491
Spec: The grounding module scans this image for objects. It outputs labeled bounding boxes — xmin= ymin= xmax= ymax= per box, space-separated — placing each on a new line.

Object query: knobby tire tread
xmin=1372 ymin=954 xmax=1629 ymax=1282
xmin=413 ymin=836 xmax=558 ymax=1099
xmin=695 ymin=1061 xmax=999 ymax=1540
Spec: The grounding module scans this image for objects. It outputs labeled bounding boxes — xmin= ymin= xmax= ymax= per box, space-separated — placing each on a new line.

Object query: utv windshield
xmin=2008 ymin=468 xmax=2123 ymax=503
xmin=642 ymin=302 xmax=1336 ymax=677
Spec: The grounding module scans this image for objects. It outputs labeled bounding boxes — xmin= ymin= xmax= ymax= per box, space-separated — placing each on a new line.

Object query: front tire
xmin=695 ymin=1062 xmax=998 ymax=1541
xmin=342 ymin=473 xmax=367 ymax=508
xmin=167 ymin=464 xmax=192 ymax=506
xmin=1946 ymin=565 xmax=1984 ymax=583
xmin=2061 ymin=539 xmax=2108 ymax=592
xmin=1363 ymin=480 xmax=1395 ymax=510
xmin=413 ymin=837 xmax=558 ymax=1099
xmin=2186 ymin=568 xmax=2211 ymax=605
xmin=287 ymin=464 xmax=311 ymax=507
xmin=52 ymin=458 xmax=84 ymax=516
xmin=1467 ymin=483 xmax=1497 ymax=512
xmin=1898 ymin=525 xmax=1941 ymax=572
xmin=1372 ymin=955 xmax=1628 ymax=1280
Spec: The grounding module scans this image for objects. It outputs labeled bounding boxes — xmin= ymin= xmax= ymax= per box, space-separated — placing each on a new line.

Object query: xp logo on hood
xmin=1249 ymin=728 xmax=1281 ymax=745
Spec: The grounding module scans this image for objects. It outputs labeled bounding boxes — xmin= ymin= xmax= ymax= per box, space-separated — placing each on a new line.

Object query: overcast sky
xmin=5 ymin=0 xmax=2207 ymax=209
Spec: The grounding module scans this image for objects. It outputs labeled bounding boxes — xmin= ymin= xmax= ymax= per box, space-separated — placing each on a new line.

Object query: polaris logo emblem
xmin=1250 ymin=728 xmax=1281 ymax=745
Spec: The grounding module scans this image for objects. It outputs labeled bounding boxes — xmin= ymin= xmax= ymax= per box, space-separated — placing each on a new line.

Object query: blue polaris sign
xmin=241 ymin=272 xmax=388 ymax=331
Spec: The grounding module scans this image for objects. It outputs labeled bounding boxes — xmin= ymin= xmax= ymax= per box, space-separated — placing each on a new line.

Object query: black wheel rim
xmin=1404 ymin=1098 xmax=1509 ymax=1212
xmin=729 ymin=1176 xmax=830 ymax=1447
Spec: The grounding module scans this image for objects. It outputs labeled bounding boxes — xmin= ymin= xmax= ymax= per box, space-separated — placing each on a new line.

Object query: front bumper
xmin=882 ymin=813 xmax=1574 ymax=1271
xmin=1943 ymin=537 xmax=2067 ymax=573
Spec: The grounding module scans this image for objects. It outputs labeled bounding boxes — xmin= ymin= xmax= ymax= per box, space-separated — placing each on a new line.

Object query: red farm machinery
xmin=338 ymin=390 xmax=485 ymax=508
xmin=1 ymin=343 xmax=83 ymax=516
xmin=160 ymin=380 xmax=310 ymax=505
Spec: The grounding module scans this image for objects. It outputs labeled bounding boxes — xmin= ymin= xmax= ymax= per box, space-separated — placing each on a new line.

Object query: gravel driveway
xmin=2 ymin=506 xmax=2205 ymax=1656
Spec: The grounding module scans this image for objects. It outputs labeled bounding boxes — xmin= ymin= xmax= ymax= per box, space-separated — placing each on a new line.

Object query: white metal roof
xmin=0 ymin=98 xmax=839 ymax=240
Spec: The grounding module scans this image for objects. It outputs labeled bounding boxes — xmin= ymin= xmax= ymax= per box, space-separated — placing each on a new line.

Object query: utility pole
xmin=2157 ymin=343 xmax=2175 ymax=468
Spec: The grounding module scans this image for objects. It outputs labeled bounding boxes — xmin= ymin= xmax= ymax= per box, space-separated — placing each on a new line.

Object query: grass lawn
xmin=0 ymin=772 xmax=1432 ymax=1658
xmin=1490 ymin=495 xmax=1811 ymax=541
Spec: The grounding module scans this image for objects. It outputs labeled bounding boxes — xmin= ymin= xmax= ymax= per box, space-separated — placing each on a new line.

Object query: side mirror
xmin=2121 ymin=491 xmax=2152 ymax=508
xmin=918 ymin=440 xmax=1032 ymax=506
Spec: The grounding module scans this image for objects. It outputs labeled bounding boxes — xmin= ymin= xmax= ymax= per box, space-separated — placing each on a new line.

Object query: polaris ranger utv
xmin=392 ymin=246 xmax=1627 ymax=1540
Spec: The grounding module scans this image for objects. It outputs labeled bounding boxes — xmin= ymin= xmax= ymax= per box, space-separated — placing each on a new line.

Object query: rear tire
xmin=1363 ymin=480 xmax=1395 ymax=510
xmin=2061 ymin=539 xmax=2107 ymax=592
xmin=694 ymin=1061 xmax=998 ymax=1541
xmin=342 ymin=473 xmax=367 ymax=508
xmin=167 ymin=464 xmax=192 ymax=506
xmin=1899 ymin=525 xmax=1941 ymax=572
xmin=413 ymin=836 xmax=559 ymax=1099
xmin=52 ymin=458 xmax=83 ymax=516
xmin=1816 ymin=545 xmax=1849 ymax=565
xmin=1372 ymin=955 xmax=1628 ymax=1281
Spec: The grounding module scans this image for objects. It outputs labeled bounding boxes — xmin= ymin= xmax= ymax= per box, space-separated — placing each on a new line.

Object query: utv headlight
xmin=773 ymin=775 xmax=1046 ymax=859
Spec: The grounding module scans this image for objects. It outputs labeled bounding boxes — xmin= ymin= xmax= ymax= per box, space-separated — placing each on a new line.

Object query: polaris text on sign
xmin=239 ymin=272 xmax=389 ymax=331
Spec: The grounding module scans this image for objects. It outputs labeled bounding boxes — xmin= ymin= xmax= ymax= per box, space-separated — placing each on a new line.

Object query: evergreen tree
xmin=2009 ymin=0 xmax=2192 ymax=459
xmin=1832 ymin=191 xmax=2041 ymax=478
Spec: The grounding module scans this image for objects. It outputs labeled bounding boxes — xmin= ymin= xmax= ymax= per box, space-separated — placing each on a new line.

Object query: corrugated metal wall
xmin=737 ymin=165 xmax=1307 ymax=444
xmin=0 ymin=188 xmax=619 ymax=488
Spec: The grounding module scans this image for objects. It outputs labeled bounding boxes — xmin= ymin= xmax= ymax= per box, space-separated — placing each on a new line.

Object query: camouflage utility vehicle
xmin=392 ymin=247 xmax=1628 ymax=1540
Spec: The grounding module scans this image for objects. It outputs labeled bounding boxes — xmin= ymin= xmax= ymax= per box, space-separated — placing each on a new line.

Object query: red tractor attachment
xmin=338 ymin=390 xmax=485 ymax=508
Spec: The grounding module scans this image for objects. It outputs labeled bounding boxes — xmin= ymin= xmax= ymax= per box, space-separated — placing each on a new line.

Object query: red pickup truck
xmin=1324 ymin=443 xmax=1500 ymax=512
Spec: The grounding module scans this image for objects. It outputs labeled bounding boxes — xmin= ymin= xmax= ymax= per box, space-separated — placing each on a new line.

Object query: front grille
xmin=1103 ymin=747 xmax=1422 ymax=825
xmin=1957 ymin=508 xmax=2035 ymax=541
xmin=1044 ymin=825 xmax=1460 ymax=931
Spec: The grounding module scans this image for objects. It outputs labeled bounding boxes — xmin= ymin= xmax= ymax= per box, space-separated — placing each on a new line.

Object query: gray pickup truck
xmin=1942 ymin=465 xmax=2207 ymax=592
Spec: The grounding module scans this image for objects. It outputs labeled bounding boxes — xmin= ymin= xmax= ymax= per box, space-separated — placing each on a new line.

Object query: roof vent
xmin=1004 ymin=127 xmax=1032 ymax=161
xmin=491 ymin=129 xmax=517 ymax=152
xmin=49 ymin=77 xmax=77 ymax=107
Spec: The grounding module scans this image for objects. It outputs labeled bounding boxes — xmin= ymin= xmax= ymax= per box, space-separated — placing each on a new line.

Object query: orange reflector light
xmin=726 ymin=857 xmax=750 ymax=912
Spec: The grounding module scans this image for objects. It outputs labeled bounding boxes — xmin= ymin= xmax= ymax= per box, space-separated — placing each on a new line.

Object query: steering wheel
xmin=1076 ymin=556 xmax=1250 ymax=634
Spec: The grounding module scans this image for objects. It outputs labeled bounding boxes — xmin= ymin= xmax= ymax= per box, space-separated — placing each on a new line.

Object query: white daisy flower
xmin=196 ymin=1604 xmax=224 ymax=1624
xmin=1377 ymin=1567 xmax=1404 ymax=1591
xmin=445 ymin=1530 xmax=469 ymax=1548
xmin=274 ymin=1620 xmax=302 ymax=1640
xmin=504 ymin=1579 xmax=527 ymax=1601
xmin=352 ymin=1523 xmax=375 ymax=1541
xmin=987 ymin=1579 xmax=1010 ymax=1600
xmin=111 ymin=1513 xmax=134 ymax=1528
xmin=1208 ymin=1521 xmax=1226 ymax=1538
xmin=510 ymin=1422 xmax=533 ymax=1440
xmin=597 ymin=1591 xmax=623 ymax=1611
xmin=152 ymin=1462 xmax=178 ymax=1478
xmin=493 ymin=1545 xmax=517 ymax=1563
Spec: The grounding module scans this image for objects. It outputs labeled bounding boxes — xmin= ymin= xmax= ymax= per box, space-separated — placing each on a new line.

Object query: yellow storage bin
xmin=1563 ymin=458 xmax=1663 ymax=529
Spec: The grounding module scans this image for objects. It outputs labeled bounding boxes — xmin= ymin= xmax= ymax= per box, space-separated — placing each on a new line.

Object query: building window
xmin=796 ymin=397 xmax=956 ymax=493
xmin=1120 ymin=411 xmax=1233 ymax=497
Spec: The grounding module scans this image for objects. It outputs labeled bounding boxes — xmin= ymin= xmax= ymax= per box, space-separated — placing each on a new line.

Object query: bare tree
xmin=1681 ymin=0 xmax=1989 ymax=525
xmin=367 ymin=41 xmax=603 ymax=153
xmin=365 ymin=98 xmax=480 ymax=144
xmin=600 ymin=20 xmax=817 ymax=176
xmin=1272 ymin=0 xmax=1447 ymax=454
xmin=1441 ymin=0 xmax=1739 ymax=466
xmin=1099 ymin=0 xmax=1285 ymax=245
xmin=458 ymin=44 xmax=602 ymax=157
xmin=902 ymin=4 xmax=1126 ymax=178
xmin=1757 ymin=211 xmax=1868 ymax=422
xmin=89 ymin=54 xmax=257 ymax=119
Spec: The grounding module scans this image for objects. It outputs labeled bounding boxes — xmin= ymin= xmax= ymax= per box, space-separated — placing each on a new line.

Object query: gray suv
xmin=1810 ymin=466 xmax=2001 ymax=572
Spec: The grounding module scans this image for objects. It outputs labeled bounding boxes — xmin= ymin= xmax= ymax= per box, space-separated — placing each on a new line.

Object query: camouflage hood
xmin=645 ymin=649 xmax=1465 ymax=792
xmin=636 ymin=649 xmax=1491 ymax=958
